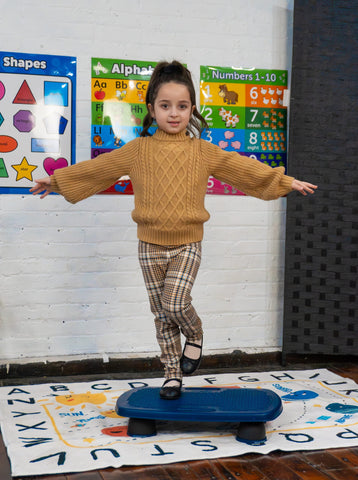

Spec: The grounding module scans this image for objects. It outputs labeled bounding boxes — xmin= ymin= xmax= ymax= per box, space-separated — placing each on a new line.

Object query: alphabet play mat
xmin=1 ymin=369 xmax=358 ymax=476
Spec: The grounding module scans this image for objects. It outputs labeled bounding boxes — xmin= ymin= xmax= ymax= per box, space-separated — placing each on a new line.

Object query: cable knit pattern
xmin=51 ymin=129 xmax=294 ymax=246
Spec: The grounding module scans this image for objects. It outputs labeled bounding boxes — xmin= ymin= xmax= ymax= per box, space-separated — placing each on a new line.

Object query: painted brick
xmin=0 ymin=0 xmax=294 ymax=363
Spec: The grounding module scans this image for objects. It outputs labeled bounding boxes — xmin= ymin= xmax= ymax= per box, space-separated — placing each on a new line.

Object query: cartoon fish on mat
xmin=326 ymin=403 xmax=358 ymax=414
xmin=282 ymin=390 xmax=319 ymax=401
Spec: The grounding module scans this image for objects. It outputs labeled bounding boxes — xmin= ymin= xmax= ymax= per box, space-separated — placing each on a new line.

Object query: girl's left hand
xmin=291 ymin=179 xmax=317 ymax=196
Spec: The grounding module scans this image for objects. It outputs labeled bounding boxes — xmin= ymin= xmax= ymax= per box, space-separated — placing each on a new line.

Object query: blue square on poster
xmin=44 ymin=81 xmax=69 ymax=106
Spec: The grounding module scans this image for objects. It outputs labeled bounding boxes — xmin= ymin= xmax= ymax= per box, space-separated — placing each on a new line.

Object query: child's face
xmin=148 ymin=81 xmax=195 ymax=135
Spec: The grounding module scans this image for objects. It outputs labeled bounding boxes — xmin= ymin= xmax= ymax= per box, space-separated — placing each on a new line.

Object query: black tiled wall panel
xmin=283 ymin=1 xmax=358 ymax=356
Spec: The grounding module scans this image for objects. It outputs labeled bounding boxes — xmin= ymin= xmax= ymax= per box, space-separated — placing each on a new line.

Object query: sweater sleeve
xmin=51 ymin=138 xmax=140 ymax=204
xmin=201 ymin=140 xmax=294 ymax=200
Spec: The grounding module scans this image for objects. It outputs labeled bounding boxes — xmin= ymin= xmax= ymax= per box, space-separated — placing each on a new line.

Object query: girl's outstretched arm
xmin=30 ymin=177 xmax=53 ymax=199
xmin=291 ymin=179 xmax=317 ymax=196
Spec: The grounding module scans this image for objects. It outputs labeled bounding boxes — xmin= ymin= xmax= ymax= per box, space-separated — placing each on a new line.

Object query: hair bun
xmin=160 ymin=64 xmax=183 ymax=75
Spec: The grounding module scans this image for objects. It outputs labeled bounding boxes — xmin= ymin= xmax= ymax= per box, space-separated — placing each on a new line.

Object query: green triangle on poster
xmin=0 ymin=158 xmax=9 ymax=177
xmin=13 ymin=80 xmax=36 ymax=105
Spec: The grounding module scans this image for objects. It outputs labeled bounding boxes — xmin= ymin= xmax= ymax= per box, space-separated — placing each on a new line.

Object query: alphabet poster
xmin=200 ymin=65 xmax=288 ymax=195
xmin=1 ymin=369 xmax=358 ymax=476
xmin=91 ymin=57 xmax=157 ymax=195
xmin=0 ymin=51 xmax=76 ymax=194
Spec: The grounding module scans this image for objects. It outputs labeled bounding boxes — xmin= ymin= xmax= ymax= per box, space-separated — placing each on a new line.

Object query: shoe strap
xmin=162 ymin=378 xmax=182 ymax=386
xmin=185 ymin=341 xmax=202 ymax=349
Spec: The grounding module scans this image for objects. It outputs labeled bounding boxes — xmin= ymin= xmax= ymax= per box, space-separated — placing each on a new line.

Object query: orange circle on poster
xmin=0 ymin=136 xmax=18 ymax=152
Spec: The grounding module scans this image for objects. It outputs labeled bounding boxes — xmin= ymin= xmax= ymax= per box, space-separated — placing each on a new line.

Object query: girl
xmin=31 ymin=60 xmax=317 ymax=400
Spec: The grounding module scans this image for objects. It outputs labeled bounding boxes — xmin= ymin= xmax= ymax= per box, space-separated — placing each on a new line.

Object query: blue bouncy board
xmin=116 ymin=387 xmax=283 ymax=445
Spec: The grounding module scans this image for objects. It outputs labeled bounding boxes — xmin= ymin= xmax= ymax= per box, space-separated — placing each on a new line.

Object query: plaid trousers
xmin=138 ymin=240 xmax=203 ymax=379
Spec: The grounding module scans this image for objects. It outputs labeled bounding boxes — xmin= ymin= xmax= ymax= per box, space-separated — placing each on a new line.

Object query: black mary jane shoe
xmin=159 ymin=378 xmax=182 ymax=400
xmin=180 ymin=339 xmax=203 ymax=375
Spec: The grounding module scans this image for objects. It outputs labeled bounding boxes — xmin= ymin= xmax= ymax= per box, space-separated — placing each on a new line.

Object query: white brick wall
xmin=0 ymin=0 xmax=294 ymax=363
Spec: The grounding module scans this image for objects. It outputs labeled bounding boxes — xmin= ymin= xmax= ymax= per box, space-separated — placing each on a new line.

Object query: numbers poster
xmin=0 ymin=51 xmax=76 ymax=194
xmin=91 ymin=58 xmax=157 ymax=195
xmin=200 ymin=65 xmax=288 ymax=195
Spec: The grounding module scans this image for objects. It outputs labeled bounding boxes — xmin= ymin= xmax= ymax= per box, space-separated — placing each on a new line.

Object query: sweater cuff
xmin=50 ymin=175 xmax=60 ymax=193
xmin=280 ymin=175 xmax=295 ymax=196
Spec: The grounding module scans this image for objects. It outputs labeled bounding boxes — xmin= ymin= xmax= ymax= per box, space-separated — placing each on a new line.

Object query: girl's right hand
xmin=30 ymin=177 xmax=53 ymax=199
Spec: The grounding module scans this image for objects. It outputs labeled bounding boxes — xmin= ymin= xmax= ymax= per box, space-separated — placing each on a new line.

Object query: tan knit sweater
xmin=51 ymin=129 xmax=294 ymax=246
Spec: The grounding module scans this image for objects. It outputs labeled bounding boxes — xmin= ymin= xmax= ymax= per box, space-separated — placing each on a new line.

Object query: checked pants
xmin=138 ymin=240 xmax=203 ymax=379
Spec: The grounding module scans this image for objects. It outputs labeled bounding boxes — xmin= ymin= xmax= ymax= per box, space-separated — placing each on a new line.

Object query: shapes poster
xmin=200 ymin=66 xmax=288 ymax=195
xmin=0 ymin=51 xmax=76 ymax=194
xmin=91 ymin=58 xmax=157 ymax=195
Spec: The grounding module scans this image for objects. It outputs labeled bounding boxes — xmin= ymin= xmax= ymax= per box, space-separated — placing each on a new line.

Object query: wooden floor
xmin=1 ymin=361 xmax=358 ymax=480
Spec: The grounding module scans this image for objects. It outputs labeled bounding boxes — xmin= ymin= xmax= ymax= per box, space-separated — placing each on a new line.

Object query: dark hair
xmin=140 ymin=60 xmax=208 ymax=138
